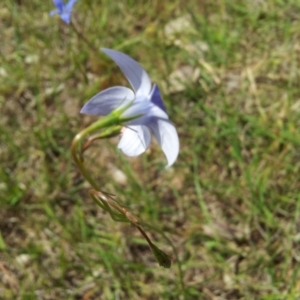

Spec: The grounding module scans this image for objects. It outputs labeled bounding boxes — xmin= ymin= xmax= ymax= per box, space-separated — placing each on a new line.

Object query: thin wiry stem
xmin=70 ymin=20 xmax=99 ymax=55
xmin=71 ymin=115 xmax=173 ymax=268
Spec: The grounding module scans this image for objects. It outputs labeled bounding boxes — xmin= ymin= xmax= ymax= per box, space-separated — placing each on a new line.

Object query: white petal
xmin=101 ymin=48 xmax=152 ymax=97
xmin=80 ymin=86 xmax=134 ymax=116
xmin=118 ymin=125 xmax=151 ymax=157
xmin=149 ymin=120 xmax=179 ymax=168
xmin=124 ymin=102 xmax=170 ymax=127
xmin=121 ymin=100 xmax=169 ymax=127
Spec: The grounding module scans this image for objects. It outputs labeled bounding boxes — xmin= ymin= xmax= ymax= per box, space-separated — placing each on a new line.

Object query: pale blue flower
xmin=81 ymin=48 xmax=179 ymax=168
xmin=50 ymin=0 xmax=77 ymax=24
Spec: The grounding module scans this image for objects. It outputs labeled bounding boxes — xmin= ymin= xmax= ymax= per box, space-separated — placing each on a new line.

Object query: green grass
xmin=1 ymin=0 xmax=300 ymax=298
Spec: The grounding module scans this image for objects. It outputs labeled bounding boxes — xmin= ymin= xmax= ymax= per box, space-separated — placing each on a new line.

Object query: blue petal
xmin=101 ymin=48 xmax=152 ymax=97
xmin=65 ymin=0 xmax=78 ymax=10
xmin=52 ymin=0 xmax=64 ymax=12
xmin=81 ymin=86 xmax=135 ymax=116
xmin=149 ymin=84 xmax=167 ymax=113
xmin=60 ymin=12 xmax=71 ymax=24
xmin=118 ymin=125 xmax=151 ymax=157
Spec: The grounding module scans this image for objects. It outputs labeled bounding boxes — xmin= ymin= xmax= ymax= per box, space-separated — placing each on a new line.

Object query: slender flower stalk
xmin=71 ymin=117 xmax=172 ymax=268
xmin=89 ymin=190 xmax=171 ymax=268
xmin=71 ymin=113 xmax=121 ymax=191
xmin=69 ymin=21 xmax=100 ymax=54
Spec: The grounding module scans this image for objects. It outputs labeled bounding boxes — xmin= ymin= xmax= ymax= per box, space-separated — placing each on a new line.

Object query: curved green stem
xmin=71 ymin=113 xmax=176 ymax=270
xmin=71 ymin=114 xmax=120 ymax=190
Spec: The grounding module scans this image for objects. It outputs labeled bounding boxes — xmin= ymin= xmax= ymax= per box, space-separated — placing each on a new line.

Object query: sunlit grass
xmin=1 ymin=0 xmax=300 ymax=298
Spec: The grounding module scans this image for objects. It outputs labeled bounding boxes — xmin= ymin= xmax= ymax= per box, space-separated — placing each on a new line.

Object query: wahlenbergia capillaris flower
xmin=71 ymin=49 xmax=175 ymax=267
xmin=50 ymin=0 xmax=77 ymax=24
xmin=81 ymin=48 xmax=179 ymax=168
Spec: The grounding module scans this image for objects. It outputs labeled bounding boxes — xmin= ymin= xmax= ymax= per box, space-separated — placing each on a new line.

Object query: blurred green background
xmin=1 ymin=0 xmax=300 ymax=299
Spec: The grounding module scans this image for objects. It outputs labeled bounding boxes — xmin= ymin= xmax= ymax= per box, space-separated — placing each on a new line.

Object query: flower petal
xmin=149 ymin=84 xmax=167 ymax=113
xmin=101 ymin=48 xmax=152 ymax=97
xmin=118 ymin=125 xmax=151 ymax=157
xmin=146 ymin=103 xmax=169 ymax=121
xmin=65 ymin=0 xmax=78 ymax=10
xmin=60 ymin=12 xmax=71 ymax=24
xmin=121 ymin=96 xmax=152 ymax=125
xmin=80 ymin=86 xmax=135 ymax=116
xmin=52 ymin=0 xmax=64 ymax=11
xmin=124 ymin=103 xmax=169 ymax=127
xmin=149 ymin=120 xmax=179 ymax=168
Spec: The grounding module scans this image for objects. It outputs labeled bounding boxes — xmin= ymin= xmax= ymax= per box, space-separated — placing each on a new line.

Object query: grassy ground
xmin=1 ymin=0 xmax=300 ymax=299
